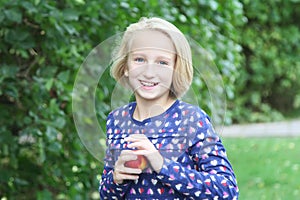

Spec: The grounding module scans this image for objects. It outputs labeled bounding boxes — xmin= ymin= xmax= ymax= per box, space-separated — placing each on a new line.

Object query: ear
xmin=124 ymin=69 xmax=129 ymax=77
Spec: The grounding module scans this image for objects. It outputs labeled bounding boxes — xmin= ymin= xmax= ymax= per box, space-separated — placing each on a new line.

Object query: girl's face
xmin=126 ymin=30 xmax=176 ymax=103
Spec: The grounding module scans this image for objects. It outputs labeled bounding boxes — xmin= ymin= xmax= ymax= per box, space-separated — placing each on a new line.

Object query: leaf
xmin=62 ymin=23 xmax=78 ymax=35
xmin=0 ymin=65 xmax=18 ymax=78
xmin=21 ymin=1 xmax=38 ymax=14
xmin=45 ymin=78 xmax=54 ymax=91
xmin=57 ymin=70 xmax=70 ymax=83
xmin=63 ymin=9 xmax=79 ymax=21
xmin=36 ymin=66 xmax=58 ymax=78
xmin=54 ymin=116 xmax=66 ymax=129
xmin=38 ymin=137 xmax=46 ymax=164
xmin=0 ymin=11 xmax=5 ymax=23
xmin=4 ymin=28 xmax=30 ymax=43
xmin=5 ymin=84 xmax=19 ymax=99
xmin=4 ymin=8 xmax=22 ymax=23
xmin=45 ymin=126 xmax=57 ymax=141
xmin=37 ymin=190 xmax=53 ymax=200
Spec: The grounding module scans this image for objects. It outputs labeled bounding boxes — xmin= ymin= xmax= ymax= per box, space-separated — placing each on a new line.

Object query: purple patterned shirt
xmin=99 ymin=100 xmax=239 ymax=199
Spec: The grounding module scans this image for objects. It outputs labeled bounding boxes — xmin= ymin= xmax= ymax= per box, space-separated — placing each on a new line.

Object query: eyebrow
xmin=130 ymin=52 xmax=175 ymax=61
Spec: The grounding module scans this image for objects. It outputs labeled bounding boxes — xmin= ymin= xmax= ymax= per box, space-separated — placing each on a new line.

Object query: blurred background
xmin=0 ymin=0 xmax=299 ymax=199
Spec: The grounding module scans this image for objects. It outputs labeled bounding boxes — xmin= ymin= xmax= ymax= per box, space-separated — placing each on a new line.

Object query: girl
xmin=99 ymin=17 xmax=239 ymax=199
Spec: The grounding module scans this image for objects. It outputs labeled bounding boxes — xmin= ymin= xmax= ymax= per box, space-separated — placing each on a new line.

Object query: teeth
xmin=140 ymin=81 xmax=157 ymax=87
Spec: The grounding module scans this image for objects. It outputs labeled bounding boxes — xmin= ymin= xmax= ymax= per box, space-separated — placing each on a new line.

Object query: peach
xmin=124 ymin=155 xmax=148 ymax=170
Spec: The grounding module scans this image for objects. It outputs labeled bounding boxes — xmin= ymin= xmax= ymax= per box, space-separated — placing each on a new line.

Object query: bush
xmin=232 ymin=0 xmax=300 ymax=123
xmin=1 ymin=0 xmax=299 ymax=199
xmin=0 ymin=0 xmax=105 ymax=199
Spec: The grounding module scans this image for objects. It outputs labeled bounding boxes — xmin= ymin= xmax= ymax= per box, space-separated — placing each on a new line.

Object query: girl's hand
xmin=113 ymin=150 xmax=142 ymax=184
xmin=125 ymin=134 xmax=164 ymax=173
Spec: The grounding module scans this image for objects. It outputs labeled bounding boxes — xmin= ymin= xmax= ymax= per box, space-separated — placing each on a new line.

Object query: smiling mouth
xmin=139 ymin=80 xmax=159 ymax=87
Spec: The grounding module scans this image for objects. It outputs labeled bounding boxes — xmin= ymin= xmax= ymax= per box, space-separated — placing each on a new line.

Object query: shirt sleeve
xmin=156 ymin=114 xmax=239 ymax=199
xmin=99 ymin=113 xmax=133 ymax=199
xmin=99 ymin=166 xmax=133 ymax=199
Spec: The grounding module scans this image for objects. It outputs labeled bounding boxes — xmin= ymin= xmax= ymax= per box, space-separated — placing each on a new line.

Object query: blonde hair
xmin=110 ymin=17 xmax=193 ymax=98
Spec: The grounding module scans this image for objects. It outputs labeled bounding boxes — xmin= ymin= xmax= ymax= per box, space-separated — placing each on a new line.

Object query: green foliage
xmin=0 ymin=0 xmax=106 ymax=199
xmin=233 ymin=0 xmax=300 ymax=123
xmin=0 ymin=0 xmax=299 ymax=199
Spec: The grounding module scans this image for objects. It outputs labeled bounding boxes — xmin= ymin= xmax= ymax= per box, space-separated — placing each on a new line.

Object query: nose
xmin=142 ymin=64 xmax=155 ymax=78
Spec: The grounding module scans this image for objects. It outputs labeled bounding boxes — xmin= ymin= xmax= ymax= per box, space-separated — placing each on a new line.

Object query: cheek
xmin=159 ymin=67 xmax=174 ymax=81
xmin=127 ymin=66 xmax=144 ymax=77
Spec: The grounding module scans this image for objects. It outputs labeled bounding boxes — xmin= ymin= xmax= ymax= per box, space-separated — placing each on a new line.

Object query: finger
xmin=116 ymin=166 xmax=142 ymax=175
xmin=119 ymin=154 xmax=138 ymax=162
xmin=130 ymin=149 xmax=149 ymax=155
xmin=125 ymin=134 xmax=147 ymax=142
xmin=127 ymin=141 xmax=146 ymax=149
xmin=117 ymin=172 xmax=140 ymax=181
xmin=123 ymin=167 xmax=142 ymax=174
xmin=127 ymin=141 xmax=157 ymax=152
xmin=132 ymin=149 xmax=160 ymax=161
xmin=118 ymin=150 xmax=138 ymax=163
xmin=124 ymin=137 xmax=141 ymax=143
xmin=120 ymin=149 xmax=136 ymax=155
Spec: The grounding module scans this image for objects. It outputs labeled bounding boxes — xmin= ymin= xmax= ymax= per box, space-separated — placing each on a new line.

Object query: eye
xmin=158 ymin=60 xmax=169 ymax=65
xmin=134 ymin=57 xmax=145 ymax=63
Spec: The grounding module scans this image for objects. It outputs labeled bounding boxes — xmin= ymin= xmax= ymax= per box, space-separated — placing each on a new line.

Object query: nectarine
xmin=124 ymin=155 xmax=148 ymax=170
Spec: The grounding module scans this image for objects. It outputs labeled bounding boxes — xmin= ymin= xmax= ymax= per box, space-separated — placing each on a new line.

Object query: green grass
xmin=223 ymin=137 xmax=300 ymax=200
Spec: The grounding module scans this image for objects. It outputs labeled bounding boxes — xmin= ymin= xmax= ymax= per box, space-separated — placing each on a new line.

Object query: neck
xmin=133 ymin=97 xmax=176 ymax=121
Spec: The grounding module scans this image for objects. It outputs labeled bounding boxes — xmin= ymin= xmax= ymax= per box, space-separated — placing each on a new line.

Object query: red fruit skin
xmin=124 ymin=155 xmax=148 ymax=170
